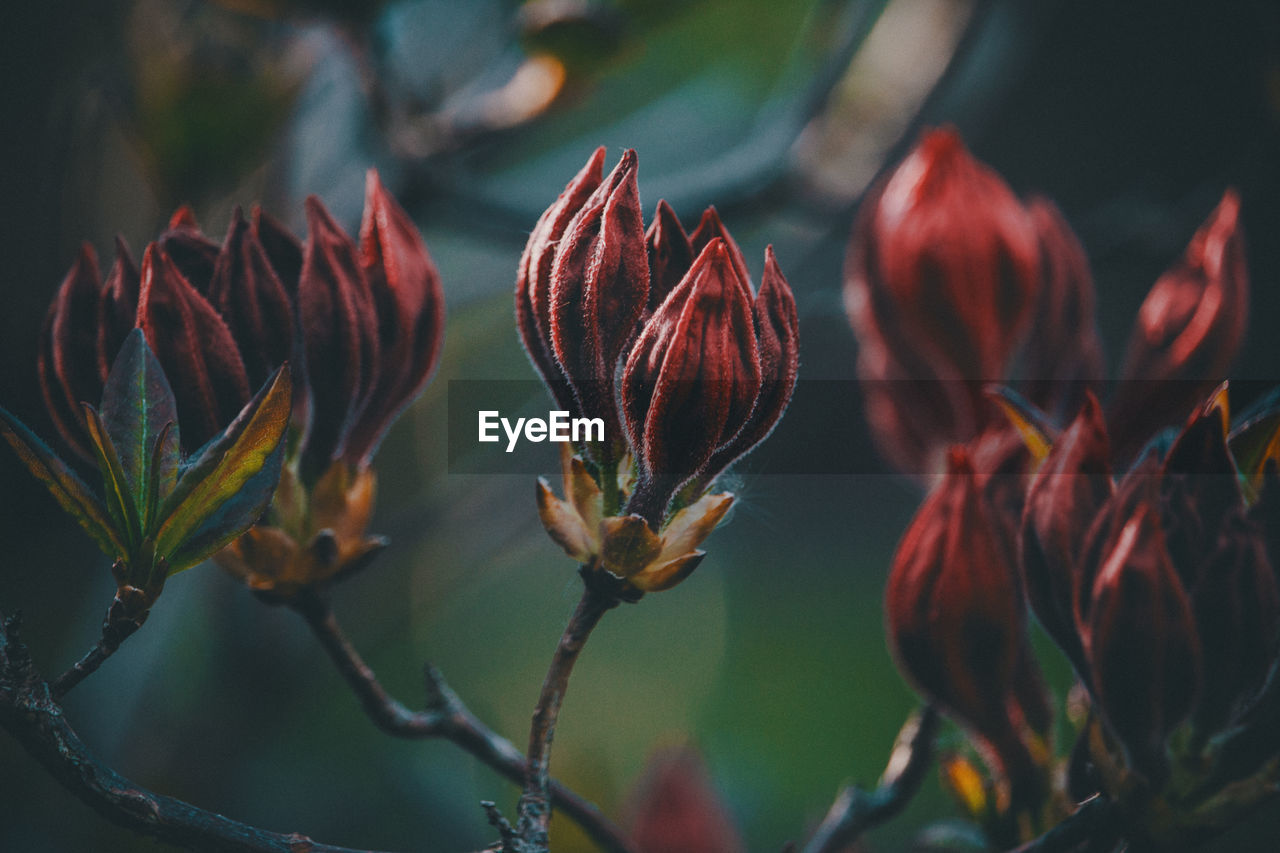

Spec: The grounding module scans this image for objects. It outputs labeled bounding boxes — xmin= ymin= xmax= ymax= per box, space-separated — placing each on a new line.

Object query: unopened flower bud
xmin=136 ymin=244 xmax=252 ymax=451
xmin=1020 ymin=392 xmax=1113 ymax=674
xmin=621 ymin=239 xmax=761 ymax=517
xmin=886 ymin=447 xmax=1036 ymax=791
xmin=296 ymin=195 xmax=381 ymax=478
xmin=38 ymin=244 xmax=105 ymax=461
xmin=1021 ymin=199 xmax=1104 ymax=417
xmin=1110 ymin=191 xmax=1248 ymax=460
xmin=550 ymin=148 xmax=649 ymax=438
xmin=845 ymin=127 xmax=1041 ymax=476
xmin=626 ymin=745 xmax=742 ymax=853
xmin=1084 ymin=502 xmax=1201 ymax=775
xmin=346 ymin=169 xmax=446 ymax=465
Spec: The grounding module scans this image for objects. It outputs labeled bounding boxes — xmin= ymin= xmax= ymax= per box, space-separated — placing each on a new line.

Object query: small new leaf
xmin=0 ymin=405 xmax=125 ymax=557
xmin=100 ymin=329 xmax=181 ymax=529
xmin=153 ymin=365 xmax=291 ymax=573
xmin=82 ymin=403 xmax=143 ymax=552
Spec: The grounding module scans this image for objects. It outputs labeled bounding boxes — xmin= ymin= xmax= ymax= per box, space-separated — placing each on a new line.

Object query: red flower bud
xmin=886 ymin=448 xmax=1036 ymax=789
xmin=1085 ymin=502 xmax=1201 ymax=774
xmin=517 ymin=147 xmax=606 ymax=414
xmin=1190 ymin=509 xmax=1280 ymax=734
xmin=296 ymin=195 xmax=380 ymax=478
xmin=96 ymin=238 xmax=141 ymax=383
xmin=346 ymin=169 xmax=446 ymax=465
xmin=688 ymin=206 xmax=752 ymax=298
xmin=845 ymin=127 xmax=1041 ymax=476
xmin=1110 ymin=190 xmax=1248 ymax=460
xmin=550 ymin=148 xmax=649 ymax=436
xmin=136 ymin=244 xmax=252 ymax=451
xmin=1019 ymin=392 xmax=1113 ymax=675
xmin=158 ymin=210 xmax=221 ymax=295
xmin=621 ymin=239 xmax=761 ymax=514
xmin=702 ymin=246 xmax=799 ymax=481
xmin=1020 ymin=199 xmax=1104 ymax=418
xmin=626 ymin=746 xmax=742 ymax=853
xmin=37 ymin=244 xmax=104 ymax=461
xmin=644 ymin=199 xmax=694 ymax=309
xmin=206 ymin=208 xmax=296 ymax=392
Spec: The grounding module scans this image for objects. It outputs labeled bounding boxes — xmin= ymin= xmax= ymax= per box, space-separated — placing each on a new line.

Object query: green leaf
xmin=82 ymin=404 xmax=143 ymax=552
xmin=163 ymin=438 xmax=286 ymax=572
xmin=100 ymin=329 xmax=181 ymax=529
xmin=0 ymin=405 xmax=125 ymax=558
xmin=153 ymin=365 xmax=291 ymax=571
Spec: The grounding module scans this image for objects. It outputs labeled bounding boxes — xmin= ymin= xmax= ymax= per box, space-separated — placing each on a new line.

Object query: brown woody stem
xmin=0 ymin=612 xmax=385 ymax=853
xmin=515 ymin=583 xmax=619 ymax=851
xmin=51 ymin=589 xmax=151 ymax=699
xmin=290 ymin=590 xmax=633 ymax=853
xmin=802 ymin=706 xmax=940 ymax=853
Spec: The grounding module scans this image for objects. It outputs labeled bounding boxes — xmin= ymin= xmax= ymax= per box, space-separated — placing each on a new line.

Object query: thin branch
xmin=1006 ymin=795 xmax=1120 ymax=853
xmin=290 ymin=590 xmax=635 ymax=853
xmin=802 ymin=705 xmax=940 ymax=853
xmin=0 ymin=612 xmax=388 ymax=853
xmin=51 ymin=583 xmax=151 ymax=699
xmin=515 ymin=582 xmax=619 ymax=852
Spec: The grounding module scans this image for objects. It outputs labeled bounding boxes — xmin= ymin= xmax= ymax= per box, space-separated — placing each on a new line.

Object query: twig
xmin=290 ymin=590 xmax=634 ymax=853
xmin=0 ymin=611 xmax=388 ymax=853
xmin=51 ymin=580 xmax=154 ymax=699
xmin=802 ymin=705 xmax=940 ymax=853
xmin=1006 ymin=795 xmax=1120 ymax=853
xmin=515 ymin=582 xmax=619 ymax=852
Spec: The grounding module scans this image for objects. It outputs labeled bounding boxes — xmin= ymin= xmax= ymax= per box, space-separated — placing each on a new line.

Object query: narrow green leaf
xmin=82 ymin=404 xmax=143 ymax=552
xmin=100 ymin=329 xmax=181 ymax=529
xmin=153 ymin=365 xmax=291 ymax=566
xmin=0 ymin=405 xmax=124 ymax=557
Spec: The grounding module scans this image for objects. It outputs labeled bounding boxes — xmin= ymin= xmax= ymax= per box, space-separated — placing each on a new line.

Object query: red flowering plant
xmin=850 ymin=127 xmax=1280 ymax=849
xmin=518 ymin=148 xmax=799 ymax=600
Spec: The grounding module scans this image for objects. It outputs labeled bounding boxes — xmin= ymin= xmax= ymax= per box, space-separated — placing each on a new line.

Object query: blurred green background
xmin=2 ymin=0 xmax=1280 ymax=850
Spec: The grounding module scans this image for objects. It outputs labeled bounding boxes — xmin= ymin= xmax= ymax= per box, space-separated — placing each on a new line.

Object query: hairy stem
xmin=290 ymin=590 xmax=633 ymax=853
xmin=803 ymin=706 xmax=940 ymax=853
xmin=515 ymin=584 xmax=619 ymax=851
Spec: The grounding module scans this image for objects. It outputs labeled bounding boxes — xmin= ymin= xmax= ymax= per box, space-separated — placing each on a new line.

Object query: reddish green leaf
xmin=100 ymin=329 xmax=181 ymax=529
xmin=82 ymin=403 xmax=143 ymax=552
xmin=0 ymin=405 xmax=124 ymax=558
xmin=153 ymin=365 xmax=291 ymax=572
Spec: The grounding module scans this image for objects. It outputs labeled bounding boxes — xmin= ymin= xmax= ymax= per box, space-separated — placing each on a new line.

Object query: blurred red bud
xmin=1085 ymin=503 xmax=1201 ymax=775
xmin=626 ymin=745 xmax=743 ymax=853
xmin=1021 ymin=199 xmax=1104 ymax=417
xmin=38 ymin=244 xmax=104 ymax=461
xmin=1110 ymin=191 xmax=1248 ymax=460
xmin=846 ymin=127 xmax=1042 ymax=476
xmin=1019 ymin=392 xmax=1113 ymax=675
xmin=886 ymin=447 xmax=1038 ymax=790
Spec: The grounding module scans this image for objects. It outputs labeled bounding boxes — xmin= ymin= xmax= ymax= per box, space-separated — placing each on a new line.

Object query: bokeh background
xmin=2 ymin=0 xmax=1279 ymax=850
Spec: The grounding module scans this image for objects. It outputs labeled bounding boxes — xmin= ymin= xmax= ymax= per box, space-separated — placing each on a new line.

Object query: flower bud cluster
xmin=518 ymin=149 xmax=799 ymax=595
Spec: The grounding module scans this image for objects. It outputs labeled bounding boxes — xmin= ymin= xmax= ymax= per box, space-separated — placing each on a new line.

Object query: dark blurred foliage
xmin=1 ymin=0 xmax=1279 ymax=850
